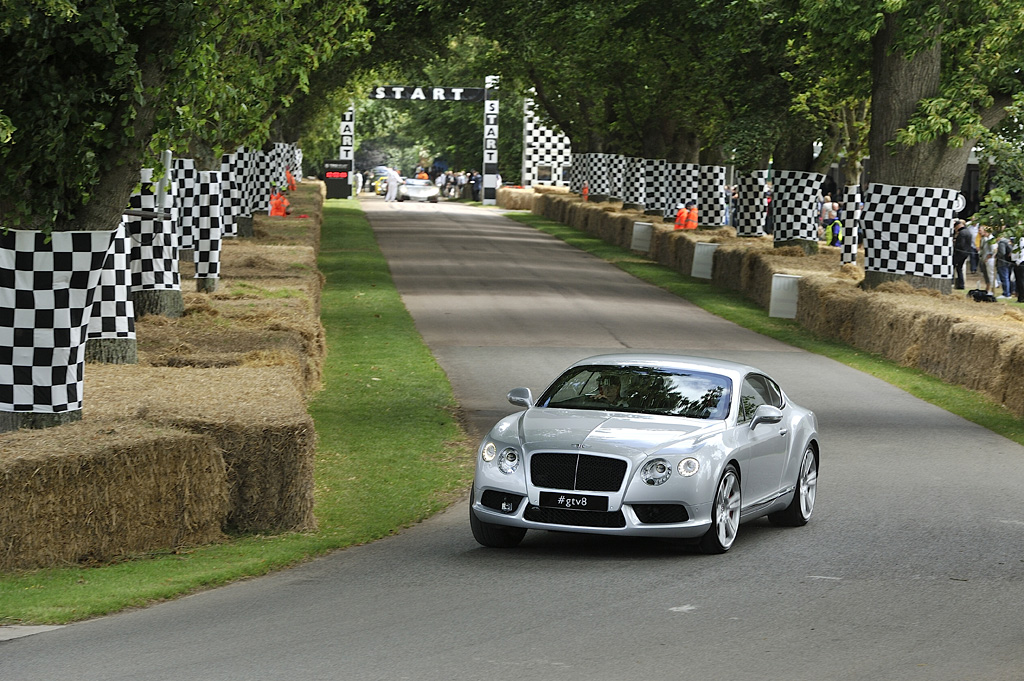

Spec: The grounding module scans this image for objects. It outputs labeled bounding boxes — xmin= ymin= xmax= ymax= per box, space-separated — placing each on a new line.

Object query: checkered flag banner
xmin=87 ymin=222 xmax=135 ymax=340
xmin=193 ymin=171 xmax=223 ymax=279
xmin=587 ymin=154 xmax=612 ymax=194
xmin=219 ymin=153 xmax=245 ymax=237
xmin=248 ymin=149 xmax=272 ymax=213
xmin=521 ymin=98 xmax=572 ymax=187
xmin=862 ymin=183 xmax=961 ymax=278
xmin=0 ymin=229 xmax=116 ymax=413
xmin=126 ymin=173 xmax=180 ymax=292
xmin=569 ymin=153 xmax=587 ymax=193
xmin=621 ymin=157 xmax=645 ymax=205
xmin=643 ymin=159 xmax=669 ymax=214
xmin=734 ymin=171 xmax=768 ymax=236
xmin=172 ymin=157 xmax=198 ymax=252
xmin=842 ymin=185 xmax=862 ymax=264
xmin=771 ymin=170 xmax=826 ymax=242
xmin=699 ymin=165 xmax=728 ymax=226
xmin=663 ymin=163 xmax=700 ymax=219
xmin=607 ymin=155 xmax=627 ymax=200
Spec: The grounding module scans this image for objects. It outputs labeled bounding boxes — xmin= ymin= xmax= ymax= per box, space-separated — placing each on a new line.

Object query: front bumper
xmin=471 ymin=483 xmax=713 ymax=539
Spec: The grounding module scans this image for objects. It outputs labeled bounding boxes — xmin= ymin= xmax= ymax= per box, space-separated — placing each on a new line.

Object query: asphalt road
xmin=3 ymin=195 xmax=1023 ymax=680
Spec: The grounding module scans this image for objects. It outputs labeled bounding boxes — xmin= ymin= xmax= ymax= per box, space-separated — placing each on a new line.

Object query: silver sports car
xmin=470 ymin=354 xmax=819 ymax=553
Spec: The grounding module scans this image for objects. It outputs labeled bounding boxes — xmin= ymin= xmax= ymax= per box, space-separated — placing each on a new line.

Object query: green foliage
xmin=974 ymin=108 xmax=1024 ymax=239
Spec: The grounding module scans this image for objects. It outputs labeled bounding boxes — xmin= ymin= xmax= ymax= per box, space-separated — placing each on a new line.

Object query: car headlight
xmin=497 ymin=448 xmax=520 ymax=474
xmin=481 ymin=442 xmax=497 ymax=462
xmin=677 ymin=457 xmax=700 ymax=477
xmin=641 ymin=458 xmax=672 ymax=486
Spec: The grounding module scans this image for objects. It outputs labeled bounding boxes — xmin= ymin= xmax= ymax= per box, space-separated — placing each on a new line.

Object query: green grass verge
xmin=506 ymin=212 xmax=1024 ymax=446
xmin=0 ymin=199 xmax=473 ymax=625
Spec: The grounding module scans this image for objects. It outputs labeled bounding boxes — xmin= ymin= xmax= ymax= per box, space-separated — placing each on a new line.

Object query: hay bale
xmin=85 ymin=364 xmax=318 ymax=534
xmin=0 ymin=420 xmax=227 ymax=570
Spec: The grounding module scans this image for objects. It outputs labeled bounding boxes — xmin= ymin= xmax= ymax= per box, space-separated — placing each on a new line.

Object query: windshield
xmin=536 ymin=365 xmax=731 ymax=419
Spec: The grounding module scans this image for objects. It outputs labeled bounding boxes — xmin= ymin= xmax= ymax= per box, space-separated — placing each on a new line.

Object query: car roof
xmin=567 ymin=353 xmax=768 ymax=381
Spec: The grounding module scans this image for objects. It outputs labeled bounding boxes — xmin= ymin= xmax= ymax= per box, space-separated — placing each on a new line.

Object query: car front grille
xmin=523 ymin=505 xmax=626 ymax=528
xmin=530 ymin=453 xmax=627 ymax=492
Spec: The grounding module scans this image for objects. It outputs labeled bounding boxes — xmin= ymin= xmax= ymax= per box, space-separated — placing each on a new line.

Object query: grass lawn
xmin=1 ymin=200 xmax=1019 ymax=625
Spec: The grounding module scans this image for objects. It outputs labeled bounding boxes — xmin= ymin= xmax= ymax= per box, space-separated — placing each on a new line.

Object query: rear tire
xmin=699 ymin=464 xmax=741 ymax=554
xmin=769 ymin=444 xmax=817 ymax=527
xmin=470 ymin=490 xmax=526 ymax=548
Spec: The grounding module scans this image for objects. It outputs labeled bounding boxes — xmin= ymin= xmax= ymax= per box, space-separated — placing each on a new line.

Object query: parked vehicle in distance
xmin=470 ymin=353 xmax=819 ymax=553
xmin=398 ymin=178 xmax=440 ymax=203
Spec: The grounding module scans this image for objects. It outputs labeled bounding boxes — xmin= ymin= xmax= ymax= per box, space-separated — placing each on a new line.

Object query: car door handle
xmin=778 ymin=428 xmax=788 ymax=437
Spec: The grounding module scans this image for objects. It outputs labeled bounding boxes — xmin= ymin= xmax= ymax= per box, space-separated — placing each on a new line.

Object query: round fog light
xmin=641 ymin=458 xmax=671 ymax=486
xmin=497 ymin=448 xmax=520 ymax=474
xmin=678 ymin=457 xmax=700 ymax=477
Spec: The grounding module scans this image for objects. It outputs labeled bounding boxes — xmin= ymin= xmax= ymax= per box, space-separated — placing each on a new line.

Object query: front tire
xmin=699 ymin=464 xmax=741 ymax=554
xmin=769 ymin=444 xmax=817 ymax=527
xmin=470 ymin=490 xmax=526 ymax=548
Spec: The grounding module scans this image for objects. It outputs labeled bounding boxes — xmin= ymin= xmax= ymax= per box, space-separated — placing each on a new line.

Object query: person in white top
xmin=384 ymin=167 xmax=403 ymax=202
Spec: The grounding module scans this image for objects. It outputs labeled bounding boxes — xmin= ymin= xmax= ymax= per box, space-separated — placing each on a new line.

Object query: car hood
xmin=518 ymin=408 xmax=720 ymax=459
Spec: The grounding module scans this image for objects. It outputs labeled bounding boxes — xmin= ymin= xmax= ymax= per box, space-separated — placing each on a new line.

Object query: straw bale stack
xmin=0 ymin=181 xmax=327 ymax=570
xmin=0 ymin=420 xmax=228 ymax=570
xmin=85 ymin=364 xmax=317 ymax=534
xmin=497 ymin=187 xmax=537 ymax=211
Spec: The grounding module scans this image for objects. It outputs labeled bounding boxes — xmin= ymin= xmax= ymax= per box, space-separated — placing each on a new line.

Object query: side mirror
xmin=750 ymin=404 xmax=783 ymax=430
xmin=507 ymin=387 xmax=534 ymax=408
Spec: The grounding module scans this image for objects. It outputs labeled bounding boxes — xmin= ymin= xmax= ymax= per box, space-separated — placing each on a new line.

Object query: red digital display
xmin=325 ymin=171 xmax=348 ymax=179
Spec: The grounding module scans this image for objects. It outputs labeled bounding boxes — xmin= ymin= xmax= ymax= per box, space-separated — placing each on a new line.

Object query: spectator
xmin=952 ymin=220 xmax=972 ymax=290
xmin=995 ymin=233 xmax=1015 ymax=298
xmin=1014 ymin=236 xmax=1024 ymax=303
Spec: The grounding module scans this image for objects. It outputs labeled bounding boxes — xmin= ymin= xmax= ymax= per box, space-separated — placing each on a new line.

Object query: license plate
xmin=539 ymin=491 xmax=608 ymax=512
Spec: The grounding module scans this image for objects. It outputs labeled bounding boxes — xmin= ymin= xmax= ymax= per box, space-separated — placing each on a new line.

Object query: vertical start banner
xmin=483 ymin=76 xmax=499 ymax=206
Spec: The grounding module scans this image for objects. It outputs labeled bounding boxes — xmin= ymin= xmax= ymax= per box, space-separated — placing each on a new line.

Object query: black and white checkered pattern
xmin=587 ymin=154 xmax=612 ymax=195
xmin=621 ymin=157 xmax=646 ymax=205
xmin=862 ymin=183 xmax=959 ymax=278
xmin=193 ymin=171 xmax=223 ymax=279
xmin=657 ymin=163 xmax=700 ymax=219
xmin=642 ymin=159 xmax=670 ymax=214
xmin=521 ymin=99 xmax=573 ymax=187
xmin=172 ymin=158 xmax=198 ymax=252
xmin=607 ymin=155 xmax=628 ymax=200
xmin=219 ymin=153 xmax=245 ymax=237
xmin=842 ymin=185 xmax=862 ymax=264
xmin=247 ymin=149 xmax=272 ymax=213
xmin=771 ymin=170 xmax=826 ymax=242
xmin=569 ymin=153 xmax=586 ymax=193
xmin=700 ymin=165 xmax=728 ymax=226
xmin=734 ymin=171 xmax=769 ymax=236
xmin=87 ymin=222 xmax=134 ymax=340
xmin=126 ymin=173 xmax=180 ymax=292
xmin=0 ymin=229 xmax=116 ymax=413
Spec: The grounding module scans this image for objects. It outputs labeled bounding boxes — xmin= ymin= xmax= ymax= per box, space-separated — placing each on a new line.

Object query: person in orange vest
xmin=582 ymin=181 xmax=589 ymax=202
xmin=285 ymin=167 xmax=297 ymax=191
xmin=674 ymin=204 xmax=687 ymax=229
xmin=269 ymin=184 xmax=291 ymax=216
xmin=683 ymin=200 xmax=699 ymax=230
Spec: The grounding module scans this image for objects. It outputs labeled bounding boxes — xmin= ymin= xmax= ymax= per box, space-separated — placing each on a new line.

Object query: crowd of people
xmin=953 ymin=220 xmax=1024 ymax=302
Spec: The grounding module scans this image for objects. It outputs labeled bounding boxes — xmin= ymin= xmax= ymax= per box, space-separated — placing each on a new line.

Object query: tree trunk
xmin=133 ymin=290 xmax=184 ymax=318
xmin=235 ymin=216 xmax=255 ymax=237
xmin=196 ymin=278 xmax=219 ymax=293
xmin=0 ymin=411 xmax=81 ymax=434
xmin=85 ymin=338 xmax=138 ymax=364
xmin=869 ymin=16 xmax=970 ymax=189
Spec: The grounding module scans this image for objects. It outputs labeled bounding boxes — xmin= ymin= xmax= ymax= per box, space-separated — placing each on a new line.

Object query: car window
xmin=738 ymin=374 xmax=780 ymax=422
xmin=538 ymin=365 xmax=731 ymax=419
